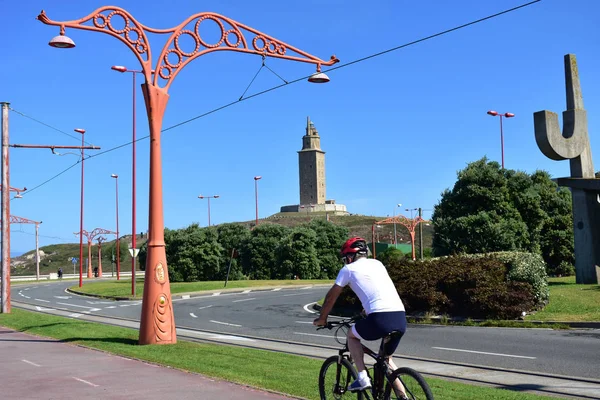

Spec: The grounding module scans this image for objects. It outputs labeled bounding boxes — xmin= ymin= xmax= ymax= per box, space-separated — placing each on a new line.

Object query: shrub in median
xmin=333 ymin=251 xmax=540 ymax=320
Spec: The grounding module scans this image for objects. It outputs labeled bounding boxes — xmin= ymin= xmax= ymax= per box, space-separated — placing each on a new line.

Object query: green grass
xmin=525 ymin=276 xmax=600 ymax=322
xmin=0 ymin=309 xmax=556 ymax=400
xmin=72 ymin=279 xmax=334 ymax=299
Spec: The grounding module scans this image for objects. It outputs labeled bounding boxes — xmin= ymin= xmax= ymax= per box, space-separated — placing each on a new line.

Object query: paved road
xmin=10 ymin=280 xmax=600 ymax=399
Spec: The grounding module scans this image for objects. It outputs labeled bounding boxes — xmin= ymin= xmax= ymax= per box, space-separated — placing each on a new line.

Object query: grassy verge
xmin=524 ymin=276 xmax=600 ymax=322
xmin=72 ymin=279 xmax=334 ymax=299
xmin=0 ymin=309 xmax=555 ymax=400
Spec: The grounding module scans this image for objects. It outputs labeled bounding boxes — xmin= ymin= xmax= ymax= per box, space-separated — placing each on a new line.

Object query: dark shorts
xmin=352 ymin=311 xmax=407 ymax=355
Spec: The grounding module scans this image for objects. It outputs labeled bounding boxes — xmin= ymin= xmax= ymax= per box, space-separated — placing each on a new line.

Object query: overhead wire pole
xmin=9 ymin=143 xmax=101 ymax=288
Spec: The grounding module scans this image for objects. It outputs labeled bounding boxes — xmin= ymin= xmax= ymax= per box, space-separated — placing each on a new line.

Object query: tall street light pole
xmin=75 ymin=128 xmax=86 ymax=287
xmin=487 ymin=110 xmax=515 ymax=169
xmin=198 ymin=195 xmax=219 ymax=226
xmin=111 ymin=174 xmax=120 ymax=279
xmin=111 ymin=66 xmax=146 ymax=289
xmin=254 ymin=176 xmax=262 ymax=226
xmin=393 ymin=203 xmax=401 ymax=245
xmin=38 ymin=6 xmax=339 ymax=345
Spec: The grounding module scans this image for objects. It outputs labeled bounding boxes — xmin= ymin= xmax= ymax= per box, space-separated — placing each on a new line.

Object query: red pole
xmin=115 ymin=175 xmax=120 ymax=279
xmin=499 ymin=115 xmax=505 ymax=169
xmin=79 ymin=130 xmax=84 ymax=287
xmin=132 ymin=71 xmax=137 ymax=296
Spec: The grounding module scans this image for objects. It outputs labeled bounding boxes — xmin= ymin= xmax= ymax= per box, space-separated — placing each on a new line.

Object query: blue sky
xmin=1 ymin=0 xmax=599 ymax=254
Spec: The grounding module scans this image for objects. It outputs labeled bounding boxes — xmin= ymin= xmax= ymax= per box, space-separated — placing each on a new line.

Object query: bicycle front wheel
xmin=384 ymin=367 xmax=434 ymax=400
xmin=319 ymin=355 xmax=364 ymax=400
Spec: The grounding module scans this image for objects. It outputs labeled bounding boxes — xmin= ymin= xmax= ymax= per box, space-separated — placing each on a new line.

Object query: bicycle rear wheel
xmin=384 ymin=367 xmax=434 ymax=400
xmin=319 ymin=355 xmax=364 ymax=399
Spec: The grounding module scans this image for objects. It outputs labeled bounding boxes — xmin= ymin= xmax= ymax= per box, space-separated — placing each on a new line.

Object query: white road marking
xmin=232 ymin=297 xmax=256 ymax=303
xmin=300 ymin=286 xmax=313 ymax=290
xmin=86 ymin=301 xmax=113 ymax=304
xmin=242 ymin=290 xmax=251 ymax=294
xmin=34 ymin=299 xmax=50 ymax=302
xmin=283 ymin=292 xmax=314 ymax=297
xmin=22 ymin=359 xmax=41 ymax=367
xmin=177 ymin=328 xmax=255 ymax=342
xmin=197 ymin=305 xmax=213 ymax=310
xmin=432 ymin=347 xmax=537 ymax=359
xmin=69 ymin=313 xmax=83 ymax=318
xmin=212 ymin=292 xmax=221 ymax=296
xmin=54 ymin=296 xmax=72 ymax=299
xmin=303 ymin=302 xmax=318 ymax=314
xmin=35 ymin=306 xmax=55 ymax=311
xmin=181 ymin=295 xmax=190 ymax=299
xmin=22 ymin=295 xmax=31 ymax=299
xmin=73 ymin=377 xmax=99 ymax=387
xmin=271 ymin=288 xmax=281 ymax=291
xmin=190 ymin=313 xmax=198 ymax=318
xmin=295 ymin=321 xmax=314 ymax=324
xmin=294 ymin=332 xmax=335 ymax=339
xmin=105 ymin=306 xmax=117 ymax=309
xmin=56 ymin=302 xmax=98 ymax=310
xmin=210 ymin=320 xmax=242 ymax=327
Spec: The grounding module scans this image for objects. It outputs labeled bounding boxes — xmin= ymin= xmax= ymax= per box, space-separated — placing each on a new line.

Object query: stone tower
xmin=298 ymin=116 xmax=326 ymax=205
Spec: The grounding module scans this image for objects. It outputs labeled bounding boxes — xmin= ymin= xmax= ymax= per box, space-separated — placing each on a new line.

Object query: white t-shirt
xmin=334 ymin=257 xmax=405 ymax=315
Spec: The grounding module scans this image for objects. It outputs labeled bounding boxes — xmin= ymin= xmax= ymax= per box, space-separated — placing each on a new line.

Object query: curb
xmin=311 ymin=303 xmax=600 ymax=329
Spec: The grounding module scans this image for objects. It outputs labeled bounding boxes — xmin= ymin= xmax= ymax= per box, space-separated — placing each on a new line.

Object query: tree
xmin=240 ymin=223 xmax=290 ymax=279
xmin=302 ymin=219 xmax=349 ymax=278
xmin=432 ymin=157 xmax=574 ymax=273
xmin=216 ymin=223 xmax=250 ymax=280
xmin=279 ymin=227 xmax=320 ymax=279
xmin=596 ymin=171 xmax=600 ymax=178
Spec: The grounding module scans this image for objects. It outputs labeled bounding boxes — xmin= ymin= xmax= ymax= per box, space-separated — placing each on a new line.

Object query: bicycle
xmin=317 ymin=315 xmax=434 ymax=400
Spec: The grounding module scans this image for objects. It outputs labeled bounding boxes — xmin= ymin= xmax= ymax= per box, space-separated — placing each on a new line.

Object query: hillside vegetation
xmin=10 ymin=213 xmax=433 ymax=276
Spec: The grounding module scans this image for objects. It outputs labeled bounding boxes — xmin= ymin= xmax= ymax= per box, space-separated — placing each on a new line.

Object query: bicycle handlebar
xmin=316 ymin=315 xmax=363 ymax=330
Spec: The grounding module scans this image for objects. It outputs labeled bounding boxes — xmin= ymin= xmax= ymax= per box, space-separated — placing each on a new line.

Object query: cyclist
xmin=313 ymin=237 xmax=408 ymax=395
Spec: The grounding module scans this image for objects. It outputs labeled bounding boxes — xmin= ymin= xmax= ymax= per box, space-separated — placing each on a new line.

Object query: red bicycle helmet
xmin=341 ymin=237 xmax=369 ymax=257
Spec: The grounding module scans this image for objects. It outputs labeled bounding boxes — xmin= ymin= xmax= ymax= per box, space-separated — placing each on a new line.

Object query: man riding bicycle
xmin=313 ymin=237 xmax=408 ymax=395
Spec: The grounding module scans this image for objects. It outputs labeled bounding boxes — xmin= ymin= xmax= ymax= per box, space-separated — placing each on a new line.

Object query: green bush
xmin=333 ymin=252 xmax=540 ymax=320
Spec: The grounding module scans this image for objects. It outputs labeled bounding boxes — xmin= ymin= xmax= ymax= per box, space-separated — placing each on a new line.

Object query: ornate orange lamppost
xmin=372 ymin=214 xmax=429 ymax=260
xmin=38 ymin=7 xmax=339 ymax=345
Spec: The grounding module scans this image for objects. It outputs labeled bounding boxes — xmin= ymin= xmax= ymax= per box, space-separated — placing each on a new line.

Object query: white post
xmin=1 ymin=102 xmax=10 ymax=313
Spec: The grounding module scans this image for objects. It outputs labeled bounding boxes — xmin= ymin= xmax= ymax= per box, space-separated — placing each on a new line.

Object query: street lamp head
xmin=254 ymin=176 xmax=262 ymax=181
xmin=198 ymin=195 xmax=205 ymax=199
xmin=504 ymin=112 xmax=515 ymax=118
xmin=15 ymin=194 xmax=23 ymax=199
xmin=74 ymin=128 xmax=85 ymax=134
xmin=214 ymin=195 xmax=220 ymax=198
xmin=487 ymin=110 xmax=498 ymax=116
xmin=111 ymin=174 xmax=118 ymax=178
xmin=49 ymin=34 xmax=75 ymax=49
xmin=397 ymin=203 xmax=402 ymax=207
xmin=308 ymin=71 xmax=330 ymax=84
xmin=111 ymin=65 xmax=128 ymax=73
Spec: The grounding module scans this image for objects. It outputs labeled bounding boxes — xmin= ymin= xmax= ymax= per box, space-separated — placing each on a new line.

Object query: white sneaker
xmin=348 ymin=377 xmax=371 ymax=392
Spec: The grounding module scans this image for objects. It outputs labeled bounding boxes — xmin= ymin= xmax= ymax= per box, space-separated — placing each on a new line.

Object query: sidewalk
xmin=0 ymin=327 xmax=296 ymax=400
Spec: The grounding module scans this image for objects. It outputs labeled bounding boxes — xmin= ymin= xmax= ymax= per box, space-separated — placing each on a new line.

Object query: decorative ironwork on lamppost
xmin=38 ymin=6 xmax=339 ymax=345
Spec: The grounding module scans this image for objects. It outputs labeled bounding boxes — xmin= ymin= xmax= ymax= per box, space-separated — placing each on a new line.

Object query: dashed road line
xmin=181 ymin=295 xmax=190 ymax=299
xmin=190 ymin=313 xmax=198 ymax=318
xmin=242 ymin=290 xmax=251 ymax=294
xmin=69 ymin=313 xmax=83 ymax=318
xmin=232 ymin=297 xmax=256 ymax=303
xmin=271 ymin=288 xmax=281 ymax=291
xmin=73 ymin=377 xmax=99 ymax=387
xmin=197 ymin=305 xmax=213 ymax=310
xmin=34 ymin=299 xmax=50 ymax=302
xmin=294 ymin=332 xmax=334 ymax=339
xmin=432 ymin=347 xmax=537 ymax=359
xmin=210 ymin=320 xmax=242 ymax=327
xmin=283 ymin=292 xmax=314 ymax=297
xmin=22 ymin=359 xmax=41 ymax=367
xmin=295 ymin=321 xmax=314 ymax=324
